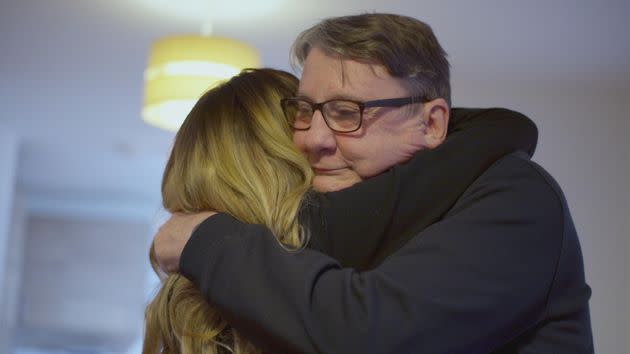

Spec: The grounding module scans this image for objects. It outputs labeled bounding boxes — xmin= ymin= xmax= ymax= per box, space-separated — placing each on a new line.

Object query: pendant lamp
xmin=142 ymin=35 xmax=260 ymax=131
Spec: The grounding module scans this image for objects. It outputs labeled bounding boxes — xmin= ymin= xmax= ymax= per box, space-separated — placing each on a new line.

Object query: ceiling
xmin=1 ymin=0 xmax=629 ymax=218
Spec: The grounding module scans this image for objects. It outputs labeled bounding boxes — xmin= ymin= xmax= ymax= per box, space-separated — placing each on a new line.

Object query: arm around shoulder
xmin=180 ymin=152 xmax=589 ymax=353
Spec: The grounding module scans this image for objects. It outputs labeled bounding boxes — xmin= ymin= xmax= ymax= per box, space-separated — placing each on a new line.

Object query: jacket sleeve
xmin=309 ymin=108 xmax=538 ymax=270
xmin=180 ymin=153 xmax=578 ymax=354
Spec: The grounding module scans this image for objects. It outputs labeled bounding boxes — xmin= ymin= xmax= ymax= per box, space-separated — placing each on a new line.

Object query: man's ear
xmin=421 ymin=98 xmax=449 ymax=149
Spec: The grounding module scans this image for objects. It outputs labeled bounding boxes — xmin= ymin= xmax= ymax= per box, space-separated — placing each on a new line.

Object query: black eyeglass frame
xmin=280 ymin=95 xmax=429 ymax=133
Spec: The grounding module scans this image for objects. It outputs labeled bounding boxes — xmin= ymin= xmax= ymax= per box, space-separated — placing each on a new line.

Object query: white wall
xmin=2 ymin=193 xmax=27 ymax=354
xmin=452 ymin=75 xmax=630 ymax=354
xmin=0 ymin=128 xmax=19 ymax=354
xmin=622 ymin=88 xmax=630 ymax=354
xmin=14 ymin=214 xmax=152 ymax=353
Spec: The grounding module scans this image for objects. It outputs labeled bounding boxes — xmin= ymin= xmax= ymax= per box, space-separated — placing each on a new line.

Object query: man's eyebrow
xmin=295 ymin=93 xmax=314 ymax=101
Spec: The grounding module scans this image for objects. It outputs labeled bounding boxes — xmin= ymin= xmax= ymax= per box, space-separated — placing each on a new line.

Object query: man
xmin=154 ymin=14 xmax=593 ymax=353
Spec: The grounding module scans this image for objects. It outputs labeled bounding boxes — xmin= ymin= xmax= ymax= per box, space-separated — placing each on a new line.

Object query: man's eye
xmin=331 ymin=104 xmax=359 ymax=114
xmin=337 ymin=109 xmax=357 ymax=115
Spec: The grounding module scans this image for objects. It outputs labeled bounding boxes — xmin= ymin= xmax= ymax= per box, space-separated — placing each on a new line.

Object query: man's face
xmin=293 ymin=47 xmax=430 ymax=192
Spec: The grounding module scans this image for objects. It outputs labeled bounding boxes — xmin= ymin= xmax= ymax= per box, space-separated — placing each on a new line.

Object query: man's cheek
xmin=292 ymin=134 xmax=303 ymax=149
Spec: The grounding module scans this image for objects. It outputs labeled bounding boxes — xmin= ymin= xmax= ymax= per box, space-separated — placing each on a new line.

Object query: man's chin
xmin=312 ymin=175 xmax=361 ymax=193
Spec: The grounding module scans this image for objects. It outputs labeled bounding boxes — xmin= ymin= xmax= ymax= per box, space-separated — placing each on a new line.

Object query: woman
xmin=143 ymin=68 xmax=536 ymax=353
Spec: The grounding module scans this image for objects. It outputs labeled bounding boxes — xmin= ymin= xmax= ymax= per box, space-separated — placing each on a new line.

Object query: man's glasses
xmin=280 ymin=96 xmax=429 ymax=133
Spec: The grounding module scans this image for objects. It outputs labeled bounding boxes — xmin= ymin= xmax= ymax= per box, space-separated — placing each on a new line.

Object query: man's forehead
xmin=298 ymin=51 xmax=393 ymax=100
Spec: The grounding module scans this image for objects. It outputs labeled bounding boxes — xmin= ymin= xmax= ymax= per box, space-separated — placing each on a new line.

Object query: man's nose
xmin=303 ymin=110 xmax=337 ymax=154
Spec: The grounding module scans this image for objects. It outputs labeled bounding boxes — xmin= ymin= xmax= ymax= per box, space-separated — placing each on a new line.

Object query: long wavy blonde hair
xmin=143 ymin=68 xmax=313 ymax=354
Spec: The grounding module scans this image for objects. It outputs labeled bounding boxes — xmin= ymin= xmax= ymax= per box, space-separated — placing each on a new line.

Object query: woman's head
xmin=145 ymin=68 xmax=313 ymax=354
xmin=161 ymin=68 xmax=312 ymax=247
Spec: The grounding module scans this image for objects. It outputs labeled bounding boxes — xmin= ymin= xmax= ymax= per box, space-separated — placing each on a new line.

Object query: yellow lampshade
xmin=142 ymin=35 xmax=261 ymax=131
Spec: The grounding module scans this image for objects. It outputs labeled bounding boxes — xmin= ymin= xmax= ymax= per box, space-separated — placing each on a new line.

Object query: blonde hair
xmin=143 ymin=68 xmax=313 ymax=353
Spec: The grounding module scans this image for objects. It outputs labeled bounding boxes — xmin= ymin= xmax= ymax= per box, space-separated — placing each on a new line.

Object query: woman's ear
xmin=421 ymin=98 xmax=449 ymax=149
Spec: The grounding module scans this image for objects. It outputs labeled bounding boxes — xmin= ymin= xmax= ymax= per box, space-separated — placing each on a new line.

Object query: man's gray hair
xmin=290 ymin=13 xmax=451 ymax=106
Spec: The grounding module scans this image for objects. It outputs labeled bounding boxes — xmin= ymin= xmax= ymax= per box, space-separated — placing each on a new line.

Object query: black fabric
xmin=179 ymin=108 xmax=592 ymax=353
xmin=307 ymin=108 xmax=538 ymax=271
